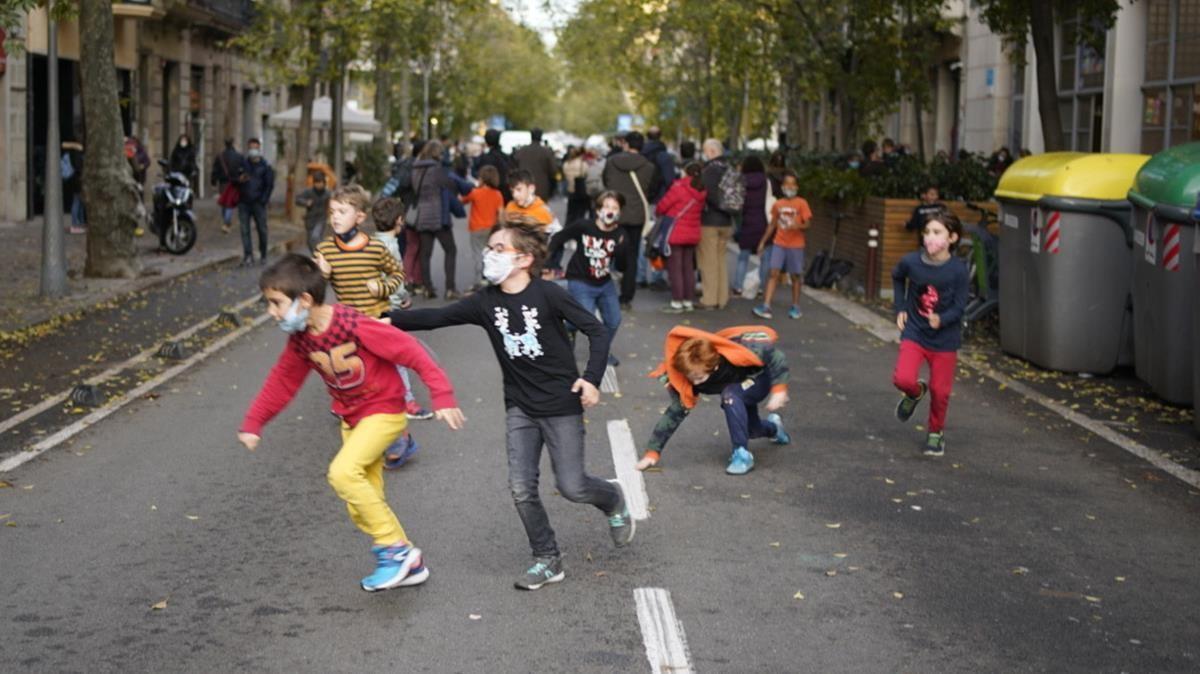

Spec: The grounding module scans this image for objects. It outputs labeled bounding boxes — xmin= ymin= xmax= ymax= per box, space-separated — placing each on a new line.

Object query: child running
xmin=504 ymin=169 xmax=561 ymax=234
xmin=237 ymin=254 xmax=464 ymax=592
xmin=545 ymin=190 xmax=626 ymax=367
xmin=314 ymin=186 xmax=427 ymax=469
xmin=891 ymin=206 xmax=969 ymax=457
xmin=636 ymin=325 xmax=791 ymax=475
xmin=386 ymin=221 xmax=634 ymax=591
xmin=461 ymin=165 xmax=506 ymax=291
xmin=754 ymin=171 xmax=812 ymax=320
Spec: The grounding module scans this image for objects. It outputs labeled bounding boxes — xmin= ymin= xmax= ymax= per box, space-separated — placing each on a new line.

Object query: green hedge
xmin=778 ymin=151 xmax=999 ymax=204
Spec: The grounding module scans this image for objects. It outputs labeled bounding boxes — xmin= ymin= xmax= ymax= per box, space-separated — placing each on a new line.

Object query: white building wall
xmin=960 ymin=11 xmax=1013 ymax=154
xmin=1104 ymin=0 xmax=1147 ymax=153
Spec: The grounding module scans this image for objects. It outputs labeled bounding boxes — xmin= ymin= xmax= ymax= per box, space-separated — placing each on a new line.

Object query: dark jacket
xmin=701 ymin=157 xmax=733 ymax=227
xmin=737 ymin=172 xmax=769 ymax=250
xmin=236 ymin=157 xmax=275 ymax=205
xmin=210 ymin=147 xmax=243 ymax=187
xmin=169 ymin=144 xmax=198 ymax=180
xmin=474 ymin=147 xmax=512 ymax=202
xmin=641 ymin=140 xmax=677 ymax=202
xmin=602 ymin=151 xmax=658 ymax=228
xmin=411 ymin=159 xmax=452 ymax=232
xmin=514 ymin=143 xmax=558 ymax=202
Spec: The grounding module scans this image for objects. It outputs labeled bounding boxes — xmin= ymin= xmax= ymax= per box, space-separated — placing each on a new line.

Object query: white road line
xmin=634 ymin=587 xmax=694 ymax=674
xmin=804 ymin=287 xmax=1200 ymax=490
xmin=607 ymin=419 xmax=649 ymax=521
xmin=0 ymin=311 xmax=271 ymax=473
xmin=0 ymin=294 xmax=262 ymax=437
xmin=601 ymin=363 xmax=621 ymax=395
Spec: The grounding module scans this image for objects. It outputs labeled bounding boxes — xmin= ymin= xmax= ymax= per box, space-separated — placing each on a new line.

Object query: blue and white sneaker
xmin=514 ymin=556 xmax=564 ymax=591
xmin=384 ymin=434 xmax=420 ymax=470
xmin=361 ymin=544 xmax=429 ymax=592
xmin=726 ymin=446 xmax=755 ymax=475
xmin=767 ymin=413 xmax=790 ymax=445
xmin=752 ymin=304 xmax=773 ymax=320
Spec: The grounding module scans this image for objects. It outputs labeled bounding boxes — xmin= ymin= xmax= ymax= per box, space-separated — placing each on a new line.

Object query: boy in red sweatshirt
xmin=237 ymin=254 xmax=465 ymax=592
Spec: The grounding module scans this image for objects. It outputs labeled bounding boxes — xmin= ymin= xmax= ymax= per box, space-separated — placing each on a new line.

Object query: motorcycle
xmin=151 ymin=158 xmax=197 ymax=255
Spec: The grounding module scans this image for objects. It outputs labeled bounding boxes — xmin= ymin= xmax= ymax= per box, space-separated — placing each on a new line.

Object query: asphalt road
xmin=2 ymin=214 xmax=1199 ymax=673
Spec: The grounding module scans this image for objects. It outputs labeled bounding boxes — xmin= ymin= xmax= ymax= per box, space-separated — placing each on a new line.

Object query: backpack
xmin=586 ymin=158 xmax=607 ymax=197
xmin=383 ymin=158 xmax=414 ymax=203
xmin=716 ymin=161 xmax=745 ymax=212
xmin=60 ymin=153 xmax=75 ymax=181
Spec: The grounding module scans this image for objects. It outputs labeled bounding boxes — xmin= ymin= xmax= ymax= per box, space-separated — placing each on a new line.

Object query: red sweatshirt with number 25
xmin=240 ymin=304 xmax=457 ymax=436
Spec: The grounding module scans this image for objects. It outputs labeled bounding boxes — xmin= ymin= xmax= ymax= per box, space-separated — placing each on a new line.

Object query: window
xmin=1142 ymin=0 xmax=1200 ymax=151
xmin=1058 ymin=15 xmax=1106 ymax=151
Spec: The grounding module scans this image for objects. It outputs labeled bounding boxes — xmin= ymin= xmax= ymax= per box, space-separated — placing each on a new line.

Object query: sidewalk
xmin=0 ymin=200 xmax=302 ymax=340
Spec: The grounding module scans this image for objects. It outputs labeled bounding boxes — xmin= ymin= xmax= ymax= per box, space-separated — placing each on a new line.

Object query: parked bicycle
xmin=958 ymin=202 xmax=1000 ymax=338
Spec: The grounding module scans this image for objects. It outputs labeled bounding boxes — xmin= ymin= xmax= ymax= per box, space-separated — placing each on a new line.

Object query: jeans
xmin=470 ymin=229 xmax=490 ymax=286
xmin=418 ymin=228 xmax=457 ymax=293
xmin=616 ymin=224 xmax=643 ymax=304
xmin=221 ymin=206 xmax=235 ymax=225
xmin=566 ymin=279 xmax=621 ymax=347
xmin=667 ymin=245 xmax=696 ymax=302
xmin=720 ymin=370 xmax=779 ymax=450
xmin=238 ymin=201 xmax=269 ymax=259
xmin=506 ymin=407 xmax=619 ymax=558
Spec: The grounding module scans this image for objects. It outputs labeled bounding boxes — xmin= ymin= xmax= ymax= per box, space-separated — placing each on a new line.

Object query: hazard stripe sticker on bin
xmin=1162 ymin=223 xmax=1181 ymax=271
xmin=1043 ymin=211 xmax=1062 ymax=254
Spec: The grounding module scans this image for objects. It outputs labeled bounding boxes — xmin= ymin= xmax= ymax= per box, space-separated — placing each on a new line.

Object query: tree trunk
xmin=331 ymin=64 xmax=345 ymax=182
xmin=289 ymin=16 xmax=322 ymax=223
xmin=1031 ymin=1 xmax=1065 ymax=151
xmin=41 ymin=19 xmax=67 ymax=297
xmin=80 ymin=0 xmax=140 ymax=279
xmin=374 ymin=44 xmax=392 ymax=143
xmin=399 ymin=61 xmax=411 ymax=144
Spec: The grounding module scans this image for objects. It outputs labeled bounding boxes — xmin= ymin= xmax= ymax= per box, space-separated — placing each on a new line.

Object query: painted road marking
xmin=601 ymin=363 xmax=621 ymax=395
xmin=634 ymin=587 xmax=694 ymax=674
xmin=804 ymin=287 xmax=1200 ymax=490
xmin=0 ymin=311 xmax=271 ymax=473
xmin=0 ymin=294 xmax=262 ymax=438
xmin=607 ymin=419 xmax=649 ymax=521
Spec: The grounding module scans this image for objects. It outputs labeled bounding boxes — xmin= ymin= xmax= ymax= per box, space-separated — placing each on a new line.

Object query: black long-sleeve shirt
xmin=892 ymin=251 xmax=970 ymax=352
xmin=547 ymin=219 xmax=624 ymax=285
xmin=386 ymin=279 xmax=609 ymax=417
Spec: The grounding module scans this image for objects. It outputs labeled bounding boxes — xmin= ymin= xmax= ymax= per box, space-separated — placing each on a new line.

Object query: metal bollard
xmin=69 ymin=384 xmax=104 ymax=408
xmin=158 ymin=341 xmax=189 ymax=360
xmin=866 ymin=228 xmax=880 ymax=301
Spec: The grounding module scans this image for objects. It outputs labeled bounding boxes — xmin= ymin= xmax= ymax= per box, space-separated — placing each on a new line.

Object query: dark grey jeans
xmin=506 ymin=407 xmax=619 ymax=558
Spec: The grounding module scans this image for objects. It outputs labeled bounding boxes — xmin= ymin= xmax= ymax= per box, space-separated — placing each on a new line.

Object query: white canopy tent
xmin=268 ymin=97 xmax=381 ymax=135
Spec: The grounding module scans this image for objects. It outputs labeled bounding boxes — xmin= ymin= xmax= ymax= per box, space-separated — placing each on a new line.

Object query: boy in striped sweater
xmin=314 ymin=185 xmax=424 ymax=468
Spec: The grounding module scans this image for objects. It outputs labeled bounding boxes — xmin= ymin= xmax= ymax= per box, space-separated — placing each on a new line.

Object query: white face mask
xmin=601 ymin=210 xmax=618 ymax=224
xmin=278 ymin=298 xmax=309 ymax=334
xmin=483 ymin=250 xmax=517 ymax=285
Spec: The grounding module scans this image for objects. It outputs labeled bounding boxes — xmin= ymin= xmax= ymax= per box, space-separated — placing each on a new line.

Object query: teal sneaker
xmin=924 ymin=432 xmax=945 ymax=457
xmin=895 ymin=380 xmax=927 ymax=422
xmin=767 ymin=413 xmax=790 ymax=445
xmin=726 ymin=446 xmax=755 ymax=475
xmin=606 ymin=479 xmax=636 ymax=547
xmin=514 ymin=556 xmax=564 ymax=591
xmin=788 ymin=306 xmax=802 ymax=320
xmin=752 ymin=304 xmax=773 ymax=319
xmin=361 ymin=544 xmax=428 ymax=592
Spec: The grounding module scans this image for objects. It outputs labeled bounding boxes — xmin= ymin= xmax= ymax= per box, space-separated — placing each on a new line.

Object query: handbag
xmin=644 ymin=198 xmax=696 ymax=261
xmin=216 ymin=155 xmax=240 ymax=208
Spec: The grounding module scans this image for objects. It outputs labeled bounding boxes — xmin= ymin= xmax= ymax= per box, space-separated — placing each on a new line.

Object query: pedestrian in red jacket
xmin=656 ymin=162 xmax=706 ymax=313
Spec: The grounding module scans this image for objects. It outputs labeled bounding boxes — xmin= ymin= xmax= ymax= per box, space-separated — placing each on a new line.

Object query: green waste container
xmin=1128 ymin=142 xmax=1200 ymax=411
xmin=995 ymin=153 xmax=1148 ymax=373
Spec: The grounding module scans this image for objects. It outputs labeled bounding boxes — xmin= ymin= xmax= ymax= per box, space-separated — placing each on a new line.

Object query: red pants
xmin=403 ymin=227 xmax=424 ymax=286
xmin=892 ymin=339 xmax=958 ymax=433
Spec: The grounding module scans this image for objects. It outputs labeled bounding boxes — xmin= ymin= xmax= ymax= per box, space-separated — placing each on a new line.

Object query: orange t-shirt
xmin=770 ymin=197 xmax=813 ymax=249
xmin=462 ymin=185 xmax=505 ymax=232
xmin=504 ymin=197 xmax=554 ymax=227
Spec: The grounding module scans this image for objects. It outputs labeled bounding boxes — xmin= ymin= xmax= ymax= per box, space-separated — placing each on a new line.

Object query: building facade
xmin=0 ymin=0 xmax=288 ymax=223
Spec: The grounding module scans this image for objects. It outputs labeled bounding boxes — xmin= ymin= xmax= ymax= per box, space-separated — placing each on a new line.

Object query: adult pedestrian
xmin=734 ymin=155 xmax=770 ymax=296
xmin=697 ymin=138 xmax=735 ymax=309
xmin=562 ymin=146 xmax=590 ymax=225
xmin=211 ymin=138 xmax=242 ymax=233
xmin=295 ymin=171 xmax=331 ymax=252
xmin=124 ymin=135 xmax=150 ymax=186
xmin=513 ymin=128 xmax=557 ymax=203
xmin=679 ymin=140 xmax=697 ymax=164
xmin=402 ymin=140 xmax=427 ymax=294
xmin=236 ymin=137 xmax=274 ymax=266
xmin=473 ymin=129 xmax=512 ymax=203
xmin=168 ymin=133 xmax=199 ymax=188
xmin=641 ymin=126 xmax=678 ymax=202
xmin=766 ymin=150 xmax=787 ymax=198
xmin=62 ymin=140 xmax=86 ymax=234
xmin=657 ymin=162 xmax=705 ymax=314
xmin=602 ymin=130 xmax=658 ymax=309
xmin=411 ymin=140 xmax=459 ymax=300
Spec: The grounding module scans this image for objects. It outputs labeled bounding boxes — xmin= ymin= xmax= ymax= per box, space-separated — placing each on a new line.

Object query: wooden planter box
xmin=801 ymin=197 xmax=994 ymax=298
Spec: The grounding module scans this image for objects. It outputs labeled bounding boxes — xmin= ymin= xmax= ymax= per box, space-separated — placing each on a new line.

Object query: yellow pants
xmin=327 ymin=413 xmax=409 ymax=547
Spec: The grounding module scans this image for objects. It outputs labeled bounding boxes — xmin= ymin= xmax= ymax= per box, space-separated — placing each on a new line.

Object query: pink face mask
xmin=924 ymin=234 xmax=949 ymax=256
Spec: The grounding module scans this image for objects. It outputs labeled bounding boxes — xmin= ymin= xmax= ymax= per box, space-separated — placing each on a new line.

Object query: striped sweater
xmin=315 ymin=233 xmax=405 ymax=317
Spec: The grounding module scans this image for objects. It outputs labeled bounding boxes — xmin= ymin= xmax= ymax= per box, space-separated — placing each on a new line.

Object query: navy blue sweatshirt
xmin=892 ymin=251 xmax=970 ymax=351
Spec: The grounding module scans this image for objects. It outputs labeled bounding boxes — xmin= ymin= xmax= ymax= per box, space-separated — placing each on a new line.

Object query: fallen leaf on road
xmin=0 ymin=513 xmax=8 ymax=520
xmin=5 ymin=521 xmax=15 ymax=527
xmin=740 ymin=494 xmax=751 ymax=499
xmin=692 ymin=485 xmax=704 ymax=491
xmin=185 ymin=515 xmax=199 ymax=521
xmin=825 ymin=570 xmax=837 ymax=577
xmin=833 ymin=553 xmax=848 ymax=558
xmin=1085 ymin=514 xmax=1096 ymax=520
xmin=910 ymin=505 xmax=922 ymax=511
xmin=884 ymin=478 xmax=895 ymax=485
xmin=594 ymin=571 xmax=608 ymax=577
xmin=21 ymin=485 xmax=33 ymax=490
xmin=151 ymin=599 xmax=168 ymax=610
xmin=469 ymin=614 xmax=482 ymax=620
xmin=0 ymin=480 xmax=11 ymax=488
xmin=1084 ymin=595 xmax=1102 ymax=603
xmin=892 ymin=498 xmax=904 ymax=504
xmin=825 ymin=523 xmax=841 ymax=529
xmin=793 ymin=591 xmax=805 ymax=600
xmin=848 ymin=566 xmax=861 ymax=571
xmin=1012 ymin=567 xmax=1029 ymax=576
xmin=892 ymin=592 xmax=904 ymax=600
xmin=769 ymin=542 xmax=781 ymax=547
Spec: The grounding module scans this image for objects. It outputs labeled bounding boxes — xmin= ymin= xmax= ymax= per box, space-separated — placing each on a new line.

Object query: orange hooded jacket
xmin=649 ymin=325 xmax=787 ymax=410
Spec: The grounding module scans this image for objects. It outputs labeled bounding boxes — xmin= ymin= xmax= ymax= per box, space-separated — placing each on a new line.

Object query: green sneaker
xmin=924 ymin=432 xmax=945 ymax=457
xmin=895 ymin=380 xmax=927 ymax=423
xmin=514 ymin=556 xmax=564 ymax=591
xmin=606 ymin=479 xmax=636 ymax=547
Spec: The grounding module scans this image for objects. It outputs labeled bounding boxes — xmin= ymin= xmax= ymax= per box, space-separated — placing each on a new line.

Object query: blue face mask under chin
xmin=278 ymin=298 xmax=309 ymax=334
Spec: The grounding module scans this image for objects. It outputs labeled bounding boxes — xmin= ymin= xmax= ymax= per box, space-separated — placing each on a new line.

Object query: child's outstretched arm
xmin=357 ymin=318 xmax=465 ymax=430
xmin=637 ymin=384 xmax=690 ymax=470
xmin=238 ymin=346 xmax=311 ymax=448
xmin=386 ymin=294 xmax=482 ymax=332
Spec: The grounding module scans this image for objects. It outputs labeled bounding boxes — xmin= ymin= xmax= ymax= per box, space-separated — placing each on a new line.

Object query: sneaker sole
xmin=398 ymin=565 xmax=430 ymax=587
xmin=361 ymin=547 xmax=423 ymax=592
xmin=895 ymin=382 xmax=927 ymax=422
xmin=606 ymin=479 xmax=636 ymax=547
xmin=923 ymin=448 xmax=945 ymax=457
xmin=515 ymin=571 xmax=565 ymax=591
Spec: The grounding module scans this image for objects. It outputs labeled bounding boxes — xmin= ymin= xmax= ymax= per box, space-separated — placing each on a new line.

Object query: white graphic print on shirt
xmin=581 ymin=233 xmax=617 ymax=280
xmin=494 ymin=305 xmax=544 ymax=359
xmin=778 ymin=206 xmax=798 ymax=229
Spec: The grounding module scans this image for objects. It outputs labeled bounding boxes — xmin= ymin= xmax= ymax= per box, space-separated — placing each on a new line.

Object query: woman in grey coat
xmin=410 ymin=141 xmax=459 ymax=299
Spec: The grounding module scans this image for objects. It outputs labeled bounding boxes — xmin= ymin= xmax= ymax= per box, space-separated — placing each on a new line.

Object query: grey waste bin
xmin=995 ymin=153 xmax=1148 ymax=373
